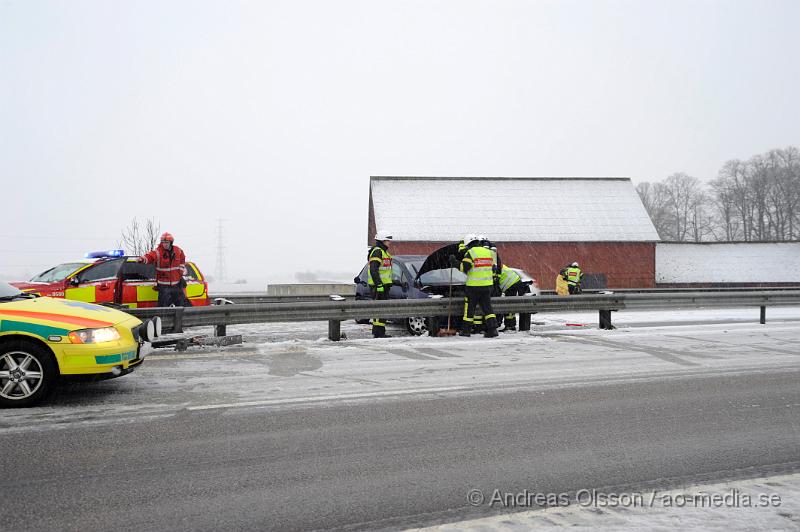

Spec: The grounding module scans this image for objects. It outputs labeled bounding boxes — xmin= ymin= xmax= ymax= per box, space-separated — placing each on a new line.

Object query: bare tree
xmin=660 ymin=173 xmax=707 ymax=241
xmin=712 ymin=159 xmax=752 ymax=240
xmin=644 ymin=145 xmax=800 ymax=243
xmin=709 ymin=172 xmax=741 ymax=241
xmin=118 ymin=217 xmax=161 ymax=256
xmin=636 ymin=181 xmax=672 ymax=239
xmin=770 ymin=147 xmax=800 ymax=240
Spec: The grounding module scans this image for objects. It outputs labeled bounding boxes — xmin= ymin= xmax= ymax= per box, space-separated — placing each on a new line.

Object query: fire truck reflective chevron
xmin=64 ymin=286 xmax=96 ymax=302
xmin=135 ymin=285 xmax=159 ymax=303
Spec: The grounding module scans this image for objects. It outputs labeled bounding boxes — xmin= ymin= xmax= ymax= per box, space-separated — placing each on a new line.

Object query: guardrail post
xmin=173 ymin=307 xmax=184 ymax=333
xmin=760 ymin=306 xmax=766 ymax=324
xmin=599 ymin=310 xmax=613 ymax=330
xmin=328 ymin=320 xmax=341 ymax=341
xmin=428 ymin=316 xmax=440 ymax=337
xmin=519 ymin=313 xmax=531 ymax=331
xmin=214 ymin=297 xmax=233 ymax=336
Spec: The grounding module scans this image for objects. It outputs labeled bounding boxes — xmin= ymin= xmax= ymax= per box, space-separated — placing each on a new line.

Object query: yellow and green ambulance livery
xmin=0 ymin=281 xmax=157 ymax=407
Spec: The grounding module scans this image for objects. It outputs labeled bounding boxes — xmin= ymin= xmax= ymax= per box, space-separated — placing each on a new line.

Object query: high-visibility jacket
xmin=498 ymin=265 xmax=522 ymax=292
xmin=368 ymin=246 xmax=393 ymax=286
xmin=141 ymin=244 xmax=186 ymax=286
xmin=462 ymin=246 xmax=494 ymax=287
xmin=565 ymin=266 xmax=582 ymax=286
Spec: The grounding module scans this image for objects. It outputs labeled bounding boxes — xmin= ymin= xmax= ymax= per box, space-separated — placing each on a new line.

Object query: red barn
xmin=367 ymin=176 xmax=660 ymax=289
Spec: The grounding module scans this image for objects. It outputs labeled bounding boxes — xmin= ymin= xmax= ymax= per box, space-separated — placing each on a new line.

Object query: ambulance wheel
xmin=405 ymin=317 xmax=429 ymax=336
xmin=0 ymin=340 xmax=57 ymax=408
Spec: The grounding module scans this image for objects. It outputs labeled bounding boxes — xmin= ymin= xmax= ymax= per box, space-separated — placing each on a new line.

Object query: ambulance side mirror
xmin=69 ymin=277 xmax=80 ymax=286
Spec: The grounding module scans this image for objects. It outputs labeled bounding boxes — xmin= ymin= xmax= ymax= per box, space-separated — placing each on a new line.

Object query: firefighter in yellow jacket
xmin=458 ymin=234 xmax=499 ymax=338
xmin=368 ymin=230 xmax=393 ymax=338
xmin=498 ymin=264 xmax=530 ymax=331
xmin=560 ymin=262 xmax=583 ymax=294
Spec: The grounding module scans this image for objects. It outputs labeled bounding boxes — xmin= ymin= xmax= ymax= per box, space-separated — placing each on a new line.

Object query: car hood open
xmin=416 ymin=243 xmax=462 ymax=279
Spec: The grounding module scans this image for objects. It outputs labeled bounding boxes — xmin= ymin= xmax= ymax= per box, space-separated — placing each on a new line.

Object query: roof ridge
xmin=370 ymin=176 xmax=633 ymax=181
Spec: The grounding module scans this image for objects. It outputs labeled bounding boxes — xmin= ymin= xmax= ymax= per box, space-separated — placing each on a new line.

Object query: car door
xmin=389 ymin=261 xmax=406 ymax=299
xmin=183 ymin=263 xmax=207 ymax=305
xmin=117 ymin=260 xmax=158 ymax=308
xmin=64 ymin=259 xmax=124 ymax=305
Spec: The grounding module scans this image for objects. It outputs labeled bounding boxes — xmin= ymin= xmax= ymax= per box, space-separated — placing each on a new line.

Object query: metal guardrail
xmin=209 ymin=293 xmax=355 ymax=304
xmin=129 ymin=290 xmax=800 ymax=341
xmin=209 ymin=286 xmax=800 ymax=304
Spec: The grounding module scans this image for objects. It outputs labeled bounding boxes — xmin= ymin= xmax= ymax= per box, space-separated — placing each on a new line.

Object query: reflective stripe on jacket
xmin=142 ymin=244 xmax=186 ymax=286
xmin=565 ymin=267 xmax=582 ymax=286
xmin=462 ymin=246 xmax=494 ymax=287
xmin=498 ymin=265 xmax=522 ymax=292
xmin=368 ymin=247 xmax=393 ymax=286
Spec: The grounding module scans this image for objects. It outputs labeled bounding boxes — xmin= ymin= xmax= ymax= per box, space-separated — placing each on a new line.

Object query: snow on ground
xmin=411 ymin=472 xmax=800 ymax=531
xmin=156 ymin=305 xmax=800 ymax=345
xmin=129 ymin=305 xmax=800 ymax=412
xmin=4 ymin=306 xmax=798 ymax=433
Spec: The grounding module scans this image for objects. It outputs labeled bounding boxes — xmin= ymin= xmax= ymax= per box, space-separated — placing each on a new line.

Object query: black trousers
xmin=463 ymin=285 xmax=496 ymax=328
xmin=371 ymin=287 xmax=389 ymax=335
xmin=503 ymin=282 xmax=530 ymax=326
xmin=157 ymin=285 xmax=191 ymax=307
xmin=568 ymin=284 xmax=581 ymax=295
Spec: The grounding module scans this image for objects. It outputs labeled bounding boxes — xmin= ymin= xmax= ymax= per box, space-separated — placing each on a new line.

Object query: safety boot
xmin=484 ymin=317 xmax=499 ymax=338
xmin=501 ymin=316 xmax=516 ymax=332
xmin=373 ymin=326 xmax=391 ymax=339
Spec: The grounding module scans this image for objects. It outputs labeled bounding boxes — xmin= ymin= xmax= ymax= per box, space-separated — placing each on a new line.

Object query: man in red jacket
xmin=138 ymin=232 xmax=191 ymax=307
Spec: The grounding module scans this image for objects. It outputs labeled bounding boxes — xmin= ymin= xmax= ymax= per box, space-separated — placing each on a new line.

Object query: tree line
xmin=636 ymin=146 xmax=800 ymax=242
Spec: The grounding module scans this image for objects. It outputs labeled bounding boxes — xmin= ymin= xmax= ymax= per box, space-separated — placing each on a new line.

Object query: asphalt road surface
xmin=2 ymin=316 xmax=799 ymax=531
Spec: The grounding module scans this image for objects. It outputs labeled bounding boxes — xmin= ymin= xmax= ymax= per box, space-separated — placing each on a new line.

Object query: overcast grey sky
xmin=2 ymin=0 xmax=798 ymax=283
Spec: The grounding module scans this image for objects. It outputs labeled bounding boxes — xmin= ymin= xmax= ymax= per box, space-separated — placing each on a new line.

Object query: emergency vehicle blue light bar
xmin=85 ymin=249 xmax=125 ymax=259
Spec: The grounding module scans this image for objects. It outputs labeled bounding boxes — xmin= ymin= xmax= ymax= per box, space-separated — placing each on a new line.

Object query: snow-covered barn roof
xmin=370 ymin=177 xmax=660 ymax=242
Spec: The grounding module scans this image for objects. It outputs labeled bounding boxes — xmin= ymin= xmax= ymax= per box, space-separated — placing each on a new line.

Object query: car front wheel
xmin=405 ymin=317 xmax=429 ymax=336
xmin=0 ymin=340 xmax=57 ymax=408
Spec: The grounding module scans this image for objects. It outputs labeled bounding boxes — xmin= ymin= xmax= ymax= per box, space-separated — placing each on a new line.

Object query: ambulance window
xmin=77 ymin=260 xmax=123 ymax=283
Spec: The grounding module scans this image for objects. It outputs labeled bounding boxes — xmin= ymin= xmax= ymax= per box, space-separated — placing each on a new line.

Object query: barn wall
xmin=388 ymin=241 xmax=656 ymax=289
xmin=656 ymin=242 xmax=800 ymax=284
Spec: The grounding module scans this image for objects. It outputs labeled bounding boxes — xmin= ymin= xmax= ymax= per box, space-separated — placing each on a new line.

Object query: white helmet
xmin=375 ymin=230 xmax=393 ymax=241
xmin=476 ymin=234 xmax=488 ymax=243
xmin=571 ymin=262 xmax=579 ymax=267
xmin=463 ymin=233 xmax=478 ymax=246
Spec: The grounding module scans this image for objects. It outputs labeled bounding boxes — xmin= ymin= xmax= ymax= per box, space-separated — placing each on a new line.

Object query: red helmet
xmin=160 ymin=232 xmax=174 ymax=243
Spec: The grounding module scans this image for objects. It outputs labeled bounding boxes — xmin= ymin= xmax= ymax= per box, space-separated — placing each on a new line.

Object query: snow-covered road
xmin=4 ymin=306 xmax=799 ymax=433
xmin=3 ymin=307 xmax=799 ymax=531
